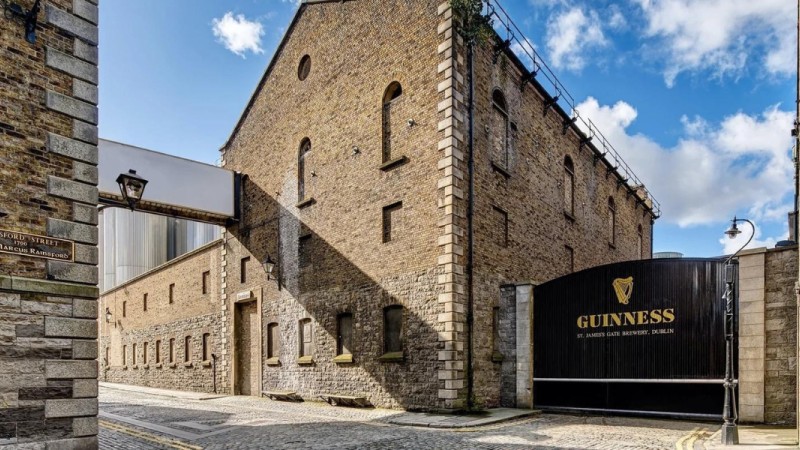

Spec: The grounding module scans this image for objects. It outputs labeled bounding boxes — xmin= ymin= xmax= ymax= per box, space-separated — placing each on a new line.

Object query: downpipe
xmin=466 ymin=39 xmax=476 ymax=411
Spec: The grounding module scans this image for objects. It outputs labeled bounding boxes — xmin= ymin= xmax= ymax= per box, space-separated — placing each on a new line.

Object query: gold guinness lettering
xmin=577 ymin=308 xmax=675 ymax=329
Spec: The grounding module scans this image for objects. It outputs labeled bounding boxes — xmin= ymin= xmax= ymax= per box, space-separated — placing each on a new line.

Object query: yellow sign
xmin=612 ymin=277 xmax=634 ymax=304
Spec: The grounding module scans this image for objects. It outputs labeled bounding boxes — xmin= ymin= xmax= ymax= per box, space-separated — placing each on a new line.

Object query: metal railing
xmin=483 ymin=0 xmax=661 ymax=218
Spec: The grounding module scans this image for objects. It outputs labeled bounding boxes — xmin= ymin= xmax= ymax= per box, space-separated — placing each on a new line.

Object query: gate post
xmin=737 ymin=248 xmax=767 ymax=423
xmin=515 ymin=284 xmax=534 ymax=408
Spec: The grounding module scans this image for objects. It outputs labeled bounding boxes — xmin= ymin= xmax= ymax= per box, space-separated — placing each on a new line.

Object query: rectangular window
xmin=384 ymin=306 xmax=403 ymax=354
xmin=299 ymin=235 xmax=312 ymax=269
xmin=132 ymin=343 xmax=137 ymax=365
xmin=122 ymin=301 xmax=126 ymax=318
xmin=143 ymin=342 xmax=148 ymax=364
xmin=143 ymin=293 xmax=147 ymax=312
xmin=105 ymin=347 xmax=109 ymax=367
xmin=382 ymin=202 xmax=402 ymax=243
xmin=202 ymin=333 xmax=210 ymax=362
xmin=267 ymin=323 xmax=279 ymax=359
xmin=202 ymin=271 xmax=210 ymax=294
xmin=155 ymin=340 xmax=161 ymax=363
xmin=184 ymin=336 xmax=191 ymax=362
xmin=337 ymin=313 xmax=353 ymax=356
xmin=492 ymin=206 xmax=509 ymax=247
xmin=240 ymin=257 xmax=250 ymax=283
xmin=566 ymin=245 xmax=574 ymax=273
xmin=169 ymin=338 xmax=175 ymax=363
xmin=169 ymin=284 xmax=174 ymax=304
xmin=299 ymin=319 xmax=313 ymax=358
xmin=122 ymin=345 xmax=127 ymax=365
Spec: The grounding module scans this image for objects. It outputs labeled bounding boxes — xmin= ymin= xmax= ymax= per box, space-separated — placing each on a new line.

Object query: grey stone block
xmin=48 ymin=133 xmax=97 ymax=164
xmin=71 ymin=340 xmax=97 ymax=360
xmin=20 ymin=300 xmax=72 ymax=317
xmin=72 ymin=417 xmax=97 ymax=437
xmin=71 ymin=299 xmax=96 ymax=319
xmin=46 ymin=92 xmax=97 ymax=125
xmin=47 ymin=176 xmax=98 ymax=206
xmin=72 ymin=120 xmax=97 ymax=145
xmin=45 ymin=5 xmax=98 ymax=45
xmin=72 ymin=204 xmax=98 ymax=226
xmin=47 ymin=218 xmax=98 ymax=245
xmin=45 ymin=399 xmax=97 ymax=419
xmin=72 ymin=161 xmax=98 ymax=185
xmin=71 ymin=379 xmax=97 ymax=398
xmin=44 ymin=317 xmax=97 ymax=340
xmin=72 ymin=0 xmax=98 ymax=25
xmin=46 ymin=261 xmax=98 ymax=285
xmin=0 ymin=293 xmax=20 ymax=312
xmin=46 ymin=48 xmax=98 ymax=85
xmin=45 ymin=360 xmax=97 ymax=380
xmin=45 ymin=435 xmax=98 ymax=449
xmin=72 ymin=79 xmax=97 ymax=105
xmin=73 ymin=244 xmax=97 ymax=265
xmin=72 ymin=39 xmax=97 ymax=65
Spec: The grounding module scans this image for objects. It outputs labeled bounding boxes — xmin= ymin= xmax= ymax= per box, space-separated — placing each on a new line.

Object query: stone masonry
xmin=0 ymin=0 xmax=100 ymax=447
xmin=764 ymin=246 xmax=797 ymax=424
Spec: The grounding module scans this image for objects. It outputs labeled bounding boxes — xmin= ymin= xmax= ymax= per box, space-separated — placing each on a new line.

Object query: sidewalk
xmin=387 ymin=408 xmax=540 ymax=428
xmin=100 ymin=382 xmax=226 ymax=401
xmin=704 ymin=426 xmax=798 ymax=449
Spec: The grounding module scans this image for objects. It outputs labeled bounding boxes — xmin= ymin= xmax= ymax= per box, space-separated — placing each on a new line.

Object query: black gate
xmin=533 ymin=258 xmax=735 ymax=418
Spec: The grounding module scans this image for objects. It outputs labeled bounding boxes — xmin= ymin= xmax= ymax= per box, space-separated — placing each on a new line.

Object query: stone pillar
xmin=498 ymin=285 xmax=516 ymax=407
xmin=0 ymin=0 xmax=100 ymax=447
xmin=738 ymin=248 xmax=767 ymax=423
xmin=515 ymin=284 xmax=533 ymax=408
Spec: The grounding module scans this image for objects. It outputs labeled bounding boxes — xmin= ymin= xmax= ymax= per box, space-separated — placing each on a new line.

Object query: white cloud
xmin=510 ymin=37 xmax=537 ymax=68
xmin=546 ymin=7 xmax=608 ymax=71
xmin=573 ymin=98 xmax=795 ymax=230
xmin=607 ymin=4 xmax=627 ymax=30
xmin=635 ymin=0 xmax=794 ymax=86
xmin=212 ymin=12 xmax=265 ymax=58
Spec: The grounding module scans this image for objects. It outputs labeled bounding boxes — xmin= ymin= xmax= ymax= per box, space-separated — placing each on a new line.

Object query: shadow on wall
xmin=230 ymin=178 xmax=447 ymax=410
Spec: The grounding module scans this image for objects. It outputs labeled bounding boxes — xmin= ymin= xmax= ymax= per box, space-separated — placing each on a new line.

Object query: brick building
xmin=215 ymin=0 xmax=656 ymax=411
xmin=0 ymin=0 xmax=100 ymax=447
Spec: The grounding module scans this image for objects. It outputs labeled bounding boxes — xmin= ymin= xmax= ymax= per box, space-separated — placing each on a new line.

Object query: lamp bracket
xmin=3 ymin=0 xmax=40 ymax=44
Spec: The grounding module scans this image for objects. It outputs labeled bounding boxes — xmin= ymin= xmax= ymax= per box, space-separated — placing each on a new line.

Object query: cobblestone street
xmin=98 ymin=385 xmax=727 ymax=449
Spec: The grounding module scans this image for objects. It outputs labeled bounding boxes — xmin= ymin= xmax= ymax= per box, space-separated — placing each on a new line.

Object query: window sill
xmin=491 ymin=161 xmax=511 ymax=178
xmin=183 ymin=362 xmax=193 ymax=368
xmin=379 ymin=155 xmax=408 ymax=171
xmin=142 ymin=364 xmax=149 ymax=370
xmin=378 ymin=352 xmax=404 ymax=362
xmin=564 ymin=211 xmax=576 ymax=222
xmin=169 ymin=363 xmax=177 ymax=369
xmin=132 ymin=365 xmax=139 ymax=370
xmin=266 ymin=357 xmax=281 ymax=366
xmin=103 ymin=366 xmax=110 ymax=371
xmin=296 ymin=198 xmax=316 ymax=209
xmin=333 ymin=354 xmax=354 ymax=364
xmin=122 ymin=365 xmax=128 ymax=370
xmin=297 ymin=356 xmax=314 ymax=365
xmin=492 ymin=352 xmax=505 ymax=363
xmin=201 ymin=361 xmax=212 ymax=368
xmin=155 ymin=363 xmax=163 ymax=369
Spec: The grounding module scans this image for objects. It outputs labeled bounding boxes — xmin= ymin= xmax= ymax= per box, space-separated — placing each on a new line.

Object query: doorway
xmin=234 ymin=300 xmax=260 ymax=396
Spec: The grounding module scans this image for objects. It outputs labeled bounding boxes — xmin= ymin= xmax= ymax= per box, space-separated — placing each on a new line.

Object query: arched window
xmin=564 ymin=156 xmax=575 ymax=216
xmin=492 ymin=89 xmax=509 ymax=168
xmin=637 ymin=224 xmax=643 ymax=259
xmin=608 ymin=197 xmax=616 ymax=246
xmin=298 ymin=138 xmax=311 ymax=202
xmin=382 ymin=82 xmax=403 ymax=163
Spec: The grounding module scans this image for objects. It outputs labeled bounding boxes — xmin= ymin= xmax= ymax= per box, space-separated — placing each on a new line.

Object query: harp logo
xmin=612 ymin=277 xmax=634 ymax=305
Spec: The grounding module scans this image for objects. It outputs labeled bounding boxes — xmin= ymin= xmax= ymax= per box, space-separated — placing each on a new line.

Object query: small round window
xmin=298 ymin=55 xmax=311 ymax=81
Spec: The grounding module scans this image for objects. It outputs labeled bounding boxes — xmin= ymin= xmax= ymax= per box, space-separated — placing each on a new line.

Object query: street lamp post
xmin=721 ymin=216 xmax=755 ymax=445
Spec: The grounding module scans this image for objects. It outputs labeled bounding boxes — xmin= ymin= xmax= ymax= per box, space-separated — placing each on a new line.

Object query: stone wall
xmin=98 ymin=241 xmax=223 ymax=394
xmin=764 ymin=246 xmax=797 ymax=425
xmin=0 ymin=0 xmax=100 ymax=447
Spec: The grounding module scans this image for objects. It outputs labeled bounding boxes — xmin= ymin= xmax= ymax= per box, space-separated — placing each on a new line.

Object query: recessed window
xmin=169 ymin=338 xmax=175 ymax=364
xmin=566 ymin=245 xmax=574 ymax=273
xmin=299 ymin=319 xmax=313 ymax=358
xmin=298 ymin=54 xmax=311 ymax=81
xmin=337 ymin=313 xmax=353 ymax=357
xmin=169 ymin=284 xmax=174 ymax=304
xmin=298 ymin=138 xmax=311 ymax=202
xmin=382 ymin=202 xmax=403 ymax=243
xmin=382 ymin=82 xmax=404 ymax=163
xmin=241 ymin=257 xmax=250 ymax=283
xmin=122 ymin=345 xmax=127 ymax=365
xmin=491 ymin=89 xmax=509 ymax=169
xmin=202 ymin=333 xmax=210 ymax=362
xmin=608 ymin=197 xmax=616 ymax=247
xmin=184 ymin=336 xmax=191 ymax=362
xmin=383 ymin=305 xmax=403 ymax=355
xmin=132 ymin=343 xmax=137 ymax=365
xmin=143 ymin=342 xmax=148 ymax=365
xmin=122 ymin=301 xmax=126 ymax=318
xmin=143 ymin=293 xmax=147 ymax=312
xmin=564 ymin=156 xmax=575 ymax=216
xmin=492 ymin=206 xmax=508 ymax=247
xmin=202 ymin=271 xmax=210 ymax=294
xmin=105 ymin=347 xmax=109 ymax=367
xmin=156 ymin=340 xmax=161 ymax=364
xmin=267 ymin=323 xmax=280 ymax=359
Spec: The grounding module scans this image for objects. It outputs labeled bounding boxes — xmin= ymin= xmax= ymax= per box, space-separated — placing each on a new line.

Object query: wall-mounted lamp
xmin=115 ymin=169 xmax=149 ymax=210
xmin=4 ymin=0 xmax=41 ymax=44
xmin=407 ymin=119 xmax=416 ymax=127
xmin=352 ymin=146 xmax=360 ymax=155
xmin=262 ymin=255 xmax=276 ymax=281
xmin=104 ymin=307 xmax=112 ymax=323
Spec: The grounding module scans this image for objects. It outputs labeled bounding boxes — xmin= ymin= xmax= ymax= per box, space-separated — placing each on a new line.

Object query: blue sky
xmin=98 ymin=0 xmax=797 ymax=257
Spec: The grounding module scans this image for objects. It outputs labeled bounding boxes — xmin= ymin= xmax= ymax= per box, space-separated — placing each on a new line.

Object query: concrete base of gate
xmin=387 ymin=408 xmax=540 ymax=428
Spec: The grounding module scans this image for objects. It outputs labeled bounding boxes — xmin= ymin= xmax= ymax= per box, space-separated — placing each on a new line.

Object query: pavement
xmin=97 ymin=383 xmax=799 ymax=449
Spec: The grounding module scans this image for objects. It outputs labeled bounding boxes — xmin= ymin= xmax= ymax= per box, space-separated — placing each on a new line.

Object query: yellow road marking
xmin=676 ymin=427 xmax=710 ymax=450
xmin=99 ymin=419 xmax=203 ymax=450
xmin=676 ymin=427 xmax=700 ymax=450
